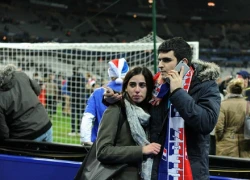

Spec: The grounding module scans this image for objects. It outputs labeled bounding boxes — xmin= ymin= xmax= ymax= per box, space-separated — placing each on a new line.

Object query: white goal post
xmin=0 ymin=40 xmax=199 ymax=145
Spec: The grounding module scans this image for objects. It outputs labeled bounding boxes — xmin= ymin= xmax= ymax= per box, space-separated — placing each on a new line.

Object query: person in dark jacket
xmin=150 ymin=37 xmax=220 ymax=180
xmin=0 ymin=64 xmax=52 ymax=142
xmin=67 ymin=67 xmax=86 ymax=135
xmin=97 ymin=67 xmax=161 ymax=180
xmin=104 ymin=37 xmax=221 ymax=180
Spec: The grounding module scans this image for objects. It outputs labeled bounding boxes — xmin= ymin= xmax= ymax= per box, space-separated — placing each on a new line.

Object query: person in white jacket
xmin=80 ymin=58 xmax=129 ymax=145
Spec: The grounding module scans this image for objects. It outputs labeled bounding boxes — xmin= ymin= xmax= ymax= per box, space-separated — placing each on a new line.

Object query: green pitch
xmin=51 ymin=104 xmax=81 ymax=145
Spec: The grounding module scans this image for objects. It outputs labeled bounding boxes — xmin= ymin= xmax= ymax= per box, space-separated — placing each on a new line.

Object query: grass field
xmin=51 ymin=104 xmax=81 ymax=145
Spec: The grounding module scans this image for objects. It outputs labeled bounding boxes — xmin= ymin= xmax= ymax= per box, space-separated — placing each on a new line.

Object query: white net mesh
xmin=131 ymin=32 xmax=165 ymax=43
xmin=0 ymin=36 xmax=199 ymax=145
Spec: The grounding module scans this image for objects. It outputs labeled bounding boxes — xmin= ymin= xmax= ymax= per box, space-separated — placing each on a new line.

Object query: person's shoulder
xmin=15 ymin=71 xmax=25 ymax=75
xmin=92 ymin=87 xmax=105 ymax=96
xmin=103 ymin=104 xmax=121 ymax=120
xmin=107 ymin=103 xmax=121 ymax=111
xmin=93 ymin=87 xmax=105 ymax=92
xmin=15 ymin=71 xmax=28 ymax=79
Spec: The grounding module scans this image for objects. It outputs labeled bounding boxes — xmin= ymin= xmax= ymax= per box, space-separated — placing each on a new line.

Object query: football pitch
xmin=51 ymin=104 xmax=81 ymax=145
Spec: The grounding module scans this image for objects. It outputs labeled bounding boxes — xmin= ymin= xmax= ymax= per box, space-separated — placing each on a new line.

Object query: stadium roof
xmin=4 ymin=0 xmax=250 ymax=21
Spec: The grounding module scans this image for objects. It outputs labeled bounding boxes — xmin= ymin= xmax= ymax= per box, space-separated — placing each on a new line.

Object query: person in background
xmin=96 ymin=66 xmax=161 ymax=180
xmin=55 ymin=73 xmax=63 ymax=102
xmin=0 ymin=64 xmax=52 ymax=142
xmin=85 ymin=72 xmax=94 ymax=99
xmin=33 ymin=72 xmax=46 ymax=107
xmin=215 ymin=78 xmax=250 ymax=158
xmin=33 ymin=72 xmax=41 ymax=84
xmin=67 ymin=67 xmax=86 ymax=136
xmin=38 ymin=80 xmax=46 ymax=107
xmin=218 ymin=75 xmax=233 ymax=100
xmin=209 ymin=75 xmax=232 ymax=155
xmin=236 ymin=70 xmax=250 ymax=101
xmin=80 ymin=58 xmax=129 ymax=145
xmin=61 ymin=78 xmax=71 ymax=116
xmin=45 ymin=72 xmax=58 ymax=117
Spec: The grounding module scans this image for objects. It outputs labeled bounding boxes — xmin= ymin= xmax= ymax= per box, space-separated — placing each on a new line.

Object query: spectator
xmin=218 ymin=75 xmax=233 ymax=100
xmin=33 ymin=72 xmax=41 ymax=84
xmin=45 ymin=73 xmax=58 ymax=117
xmin=61 ymin=79 xmax=71 ymax=116
xmin=0 ymin=64 xmax=52 ymax=142
xmin=236 ymin=70 xmax=250 ymax=101
xmin=210 ymin=75 xmax=233 ymax=155
xmin=215 ymin=78 xmax=250 ymax=158
xmin=80 ymin=58 xmax=129 ymax=145
xmin=67 ymin=67 xmax=86 ymax=136
xmin=55 ymin=73 xmax=63 ymax=102
xmin=33 ymin=72 xmax=46 ymax=106
xmin=85 ymin=72 xmax=94 ymax=98
xmin=96 ymin=66 xmax=161 ymax=180
xmin=38 ymin=80 xmax=46 ymax=107
xmin=104 ymin=37 xmax=221 ymax=179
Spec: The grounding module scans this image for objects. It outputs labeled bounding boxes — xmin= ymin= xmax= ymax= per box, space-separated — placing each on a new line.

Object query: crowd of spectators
xmin=0 ymin=1 xmax=249 ymax=49
xmin=0 ymin=1 xmax=249 ymax=68
xmin=210 ymin=70 xmax=250 ymax=159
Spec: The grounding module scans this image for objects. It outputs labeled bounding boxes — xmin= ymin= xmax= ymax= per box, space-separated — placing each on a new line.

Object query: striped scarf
xmin=158 ymin=67 xmax=194 ymax=180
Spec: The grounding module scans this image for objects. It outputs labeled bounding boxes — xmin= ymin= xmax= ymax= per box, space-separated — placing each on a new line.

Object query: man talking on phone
xmin=104 ymin=37 xmax=221 ymax=180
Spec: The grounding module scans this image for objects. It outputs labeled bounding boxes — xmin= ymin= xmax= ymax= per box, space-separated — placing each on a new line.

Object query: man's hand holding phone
xmin=167 ymin=60 xmax=189 ymax=93
xmin=167 ymin=66 xmax=184 ymax=93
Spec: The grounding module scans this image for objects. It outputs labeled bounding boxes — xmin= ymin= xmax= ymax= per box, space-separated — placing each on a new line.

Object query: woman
xmin=215 ymin=78 xmax=250 ymax=158
xmin=96 ymin=67 xmax=161 ymax=180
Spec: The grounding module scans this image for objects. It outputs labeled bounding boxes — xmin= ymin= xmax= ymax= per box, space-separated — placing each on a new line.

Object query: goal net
xmin=0 ymin=35 xmax=199 ymax=145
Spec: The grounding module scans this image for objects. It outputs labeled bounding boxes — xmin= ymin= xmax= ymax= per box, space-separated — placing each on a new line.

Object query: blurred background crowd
xmin=0 ymin=0 xmax=250 ymax=68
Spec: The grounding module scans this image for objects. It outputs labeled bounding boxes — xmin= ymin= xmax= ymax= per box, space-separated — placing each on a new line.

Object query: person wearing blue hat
xmin=236 ymin=70 xmax=250 ymax=101
xmin=80 ymin=58 xmax=129 ymax=146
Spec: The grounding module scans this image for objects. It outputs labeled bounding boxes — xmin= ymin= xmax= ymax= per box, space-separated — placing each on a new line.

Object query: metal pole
xmin=152 ymin=0 xmax=157 ymax=73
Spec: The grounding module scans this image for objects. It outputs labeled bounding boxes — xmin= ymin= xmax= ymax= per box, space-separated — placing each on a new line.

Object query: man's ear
xmin=182 ymin=58 xmax=189 ymax=64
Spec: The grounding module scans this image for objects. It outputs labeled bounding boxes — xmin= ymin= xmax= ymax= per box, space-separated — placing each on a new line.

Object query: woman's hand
xmin=142 ymin=143 xmax=161 ymax=155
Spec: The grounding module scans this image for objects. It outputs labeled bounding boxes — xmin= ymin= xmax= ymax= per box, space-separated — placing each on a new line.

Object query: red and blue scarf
xmin=151 ymin=67 xmax=194 ymax=180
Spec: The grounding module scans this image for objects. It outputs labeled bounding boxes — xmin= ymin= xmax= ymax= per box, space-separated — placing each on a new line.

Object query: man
xmin=67 ymin=67 xmax=86 ymax=136
xmin=80 ymin=58 xmax=129 ymax=145
xmin=150 ymin=37 xmax=221 ymax=180
xmin=236 ymin=70 xmax=250 ymax=101
xmin=104 ymin=37 xmax=221 ymax=180
xmin=0 ymin=64 xmax=52 ymax=142
xmin=45 ymin=72 xmax=58 ymax=116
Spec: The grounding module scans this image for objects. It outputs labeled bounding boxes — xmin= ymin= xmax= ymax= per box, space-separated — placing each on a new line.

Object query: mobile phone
xmin=163 ymin=60 xmax=189 ymax=84
xmin=175 ymin=60 xmax=189 ymax=77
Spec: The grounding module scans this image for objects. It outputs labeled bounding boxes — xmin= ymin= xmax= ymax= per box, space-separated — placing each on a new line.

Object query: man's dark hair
xmin=158 ymin=37 xmax=193 ymax=66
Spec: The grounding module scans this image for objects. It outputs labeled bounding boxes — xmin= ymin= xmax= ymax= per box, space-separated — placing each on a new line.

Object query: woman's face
xmin=125 ymin=74 xmax=147 ymax=104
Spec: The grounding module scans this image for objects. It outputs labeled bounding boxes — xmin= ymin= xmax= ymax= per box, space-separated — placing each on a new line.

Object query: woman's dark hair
xmin=122 ymin=66 xmax=153 ymax=103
